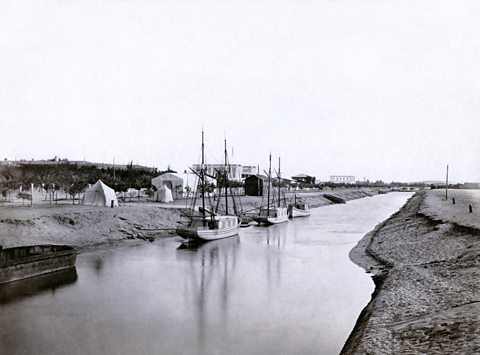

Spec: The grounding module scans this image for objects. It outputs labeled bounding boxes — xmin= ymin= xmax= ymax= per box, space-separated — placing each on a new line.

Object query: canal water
xmin=0 ymin=192 xmax=411 ymax=355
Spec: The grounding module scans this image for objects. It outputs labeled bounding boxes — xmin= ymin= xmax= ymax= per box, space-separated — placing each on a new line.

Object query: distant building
xmin=192 ymin=164 xmax=256 ymax=181
xmin=192 ymin=164 xmax=242 ymax=181
xmin=241 ymin=165 xmax=257 ymax=179
xmin=330 ymin=175 xmax=356 ymax=184
xmin=272 ymin=177 xmax=292 ymax=186
xmin=151 ymin=173 xmax=184 ymax=200
xmin=291 ymin=174 xmax=316 ymax=185
xmin=244 ymin=175 xmax=270 ymax=196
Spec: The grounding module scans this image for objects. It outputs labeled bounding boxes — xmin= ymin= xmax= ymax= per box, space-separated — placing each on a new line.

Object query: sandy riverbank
xmin=0 ymin=204 xmax=181 ymax=252
xmin=342 ymin=189 xmax=480 ymax=354
xmin=0 ymin=188 xmax=387 ymax=253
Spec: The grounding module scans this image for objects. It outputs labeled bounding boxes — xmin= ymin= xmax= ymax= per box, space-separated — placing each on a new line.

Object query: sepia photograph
xmin=1 ymin=1 xmax=479 ymax=354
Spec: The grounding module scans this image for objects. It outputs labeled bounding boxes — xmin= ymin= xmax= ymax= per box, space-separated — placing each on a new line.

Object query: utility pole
xmin=445 ymin=164 xmax=449 ymax=199
xmin=224 ymin=137 xmax=228 ymax=215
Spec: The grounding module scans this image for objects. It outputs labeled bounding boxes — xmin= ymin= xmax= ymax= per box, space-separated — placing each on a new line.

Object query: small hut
xmin=244 ymin=174 xmax=270 ymax=196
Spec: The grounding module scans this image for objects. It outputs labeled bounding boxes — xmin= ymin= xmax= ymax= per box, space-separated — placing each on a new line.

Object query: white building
xmin=241 ymin=165 xmax=257 ymax=179
xmin=192 ymin=164 xmax=243 ymax=181
xmin=330 ymin=175 xmax=356 ymax=184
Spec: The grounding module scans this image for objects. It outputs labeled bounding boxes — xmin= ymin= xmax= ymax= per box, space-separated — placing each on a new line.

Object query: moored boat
xmin=176 ymin=214 xmax=240 ymax=241
xmin=0 ymin=245 xmax=77 ymax=284
xmin=288 ymin=203 xmax=311 ymax=218
xmin=254 ymin=206 xmax=289 ymax=225
xmin=323 ymin=194 xmax=346 ymax=204
xmin=253 ymin=154 xmax=288 ymax=226
xmin=287 ymin=194 xmax=311 ymax=218
xmin=175 ymin=130 xmax=240 ymax=242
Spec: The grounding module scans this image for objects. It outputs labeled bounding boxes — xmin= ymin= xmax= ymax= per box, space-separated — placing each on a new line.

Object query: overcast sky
xmin=1 ymin=0 xmax=479 ymax=183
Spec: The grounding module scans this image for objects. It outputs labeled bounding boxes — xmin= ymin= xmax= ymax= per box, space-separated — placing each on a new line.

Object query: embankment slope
xmin=343 ymin=190 xmax=480 ymax=354
xmin=0 ymin=205 xmax=180 ymax=251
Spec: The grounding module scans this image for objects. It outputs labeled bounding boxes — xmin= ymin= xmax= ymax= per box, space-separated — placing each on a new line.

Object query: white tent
xmin=81 ymin=180 xmax=119 ymax=207
xmin=155 ymin=185 xmax=173 ymax=203
xmin=126 ymin=188 xmax=140 ymax=198
xmin=151 ymin=173 xmax=184 ymax=200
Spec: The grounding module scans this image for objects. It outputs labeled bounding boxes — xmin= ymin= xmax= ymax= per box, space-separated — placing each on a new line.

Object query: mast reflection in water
xmin=0 ymin=192 xmax=412 ymax=355
xmin=176 ymin=236 xmax=240 ymax=350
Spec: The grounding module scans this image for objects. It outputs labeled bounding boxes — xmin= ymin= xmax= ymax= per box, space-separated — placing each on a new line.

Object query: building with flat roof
xmin=291 ymin=174 xmax=316 ymax=185
xmin=192 ymin=164 xmax=256 ymax=181
xmin=330 ymin=175 xmax=356 ymax=184
xmin=241 ymin=165 xmax=257 ymax=179
xmin=192 ymin=164 xmax=243 ymax=181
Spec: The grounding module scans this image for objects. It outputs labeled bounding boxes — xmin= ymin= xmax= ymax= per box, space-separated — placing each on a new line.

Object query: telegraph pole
xmin=445 ymin=164 xmax=449 ymax=199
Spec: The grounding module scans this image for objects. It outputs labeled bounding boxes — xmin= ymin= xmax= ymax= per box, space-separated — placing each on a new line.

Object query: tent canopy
xmin=82 ymin=180 xmax=119 ymax=207
xmin=155 ymin=185 xmax=173 ymax=203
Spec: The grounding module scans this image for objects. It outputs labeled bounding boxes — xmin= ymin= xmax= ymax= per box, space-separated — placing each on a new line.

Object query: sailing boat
xmin=287 ymin=194 xmax=311 ymax=218
xmin=176 ymin=131 xmax=240 ymax=242
xmin=253 ymin=154 xmax=289 ymax=225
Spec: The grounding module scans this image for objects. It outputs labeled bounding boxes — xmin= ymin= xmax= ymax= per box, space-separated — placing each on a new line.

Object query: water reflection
xmin=265 ymin=224 xmax=287 ymax=248
xmin=176 ymin=236 xmax=240 ymax=351
xmin=0 ymin=267 xmax=78 ymax=305
xmin=92 ymin=257 xmax=104 ymax=275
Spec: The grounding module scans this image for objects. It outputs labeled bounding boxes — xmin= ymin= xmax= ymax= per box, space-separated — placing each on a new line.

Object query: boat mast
xmin=267 ymin=153 xmax=271 ymax=216
xmin=224 ymin=137 xmax=228 ymax=215
xmin=278 ymin=156 xmax=281 ymax=207
xmin=201 ymin=130 xmax=206 ymax=226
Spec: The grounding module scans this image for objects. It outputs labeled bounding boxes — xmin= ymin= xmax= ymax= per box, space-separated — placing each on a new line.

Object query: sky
xmin=1 ymin=0 xmax=479 ymax=183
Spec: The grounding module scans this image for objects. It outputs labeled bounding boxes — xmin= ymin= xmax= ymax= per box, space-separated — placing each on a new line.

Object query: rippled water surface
xmin=0 ymin=192 xmax=412 ymax=355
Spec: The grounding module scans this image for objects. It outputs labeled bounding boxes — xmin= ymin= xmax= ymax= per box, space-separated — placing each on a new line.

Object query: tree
xmin=17 ymin=191 xmax=31 ymax=205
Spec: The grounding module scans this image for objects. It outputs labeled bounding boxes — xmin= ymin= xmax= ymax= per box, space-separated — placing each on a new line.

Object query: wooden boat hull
xmin=253 ymin=207 xmax=289 ymax=225
xmin=0 ymin=245 xmax=77 ymax=285
xmin=176 ymin=225 xmax=240 ymax=241
xmin=323 ymin=194 xmax=346 ymax=204
xmin=176 ymin=216 xmax=240 ymax=241
xmin=289 ymin=207 xmax=311 ymax=218
xmin=253 ymin=215 xmax=289 ymax=225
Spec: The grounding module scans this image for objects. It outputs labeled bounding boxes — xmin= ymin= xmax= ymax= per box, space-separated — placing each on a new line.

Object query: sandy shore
xmin=0 ymin=204 xmax=181 ymax=252
xmin=342 ymin=189 xmax=480 ymax=354
xmin=0 ymin=188 xmax=385 ymax=253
